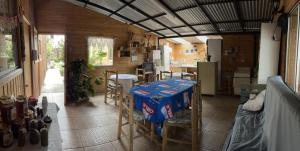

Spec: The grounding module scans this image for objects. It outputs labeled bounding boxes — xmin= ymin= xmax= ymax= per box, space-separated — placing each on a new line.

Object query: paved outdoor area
xmin=41 ymin=68 xmax=64 ymax=93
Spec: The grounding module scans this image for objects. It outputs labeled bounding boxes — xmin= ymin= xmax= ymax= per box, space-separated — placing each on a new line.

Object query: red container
xmin=16 ymin=95 xmax=26 ymax=119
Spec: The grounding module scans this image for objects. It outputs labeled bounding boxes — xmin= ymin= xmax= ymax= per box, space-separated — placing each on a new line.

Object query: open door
xmin=22 ymin=17 xmax=33 ymax=97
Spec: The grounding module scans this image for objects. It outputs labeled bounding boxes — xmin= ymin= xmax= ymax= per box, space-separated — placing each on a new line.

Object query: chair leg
xmin=117 ymin=99 xmax=123 ymax=139
xmin=162 ymin=122 xmax=168 ymax=151
xmin=115 ymin=89 xmax=118 ymax=106
xmin=129 ymin=107 xmax=134 ymax=151
xmin=104 ymin=88 xmax=108 ymax=104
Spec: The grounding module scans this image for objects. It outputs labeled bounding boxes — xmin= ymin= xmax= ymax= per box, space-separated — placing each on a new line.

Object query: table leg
xmin=150 ymin=123 xmax=154 ymax=142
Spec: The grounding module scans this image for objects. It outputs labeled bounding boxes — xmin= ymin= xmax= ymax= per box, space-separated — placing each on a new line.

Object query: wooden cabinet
xmin=197 ymin=62 xmax=218 ymax=95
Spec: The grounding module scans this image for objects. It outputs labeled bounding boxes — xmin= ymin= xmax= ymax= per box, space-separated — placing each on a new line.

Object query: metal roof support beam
xmin=174 ymin=0 xmax=256 ymax=12
xmin=75 ymin=0 xmax=165 ymax=37
xmin=119 ymin=0 xmax=182 ymax=36
xmin=109 ymin=0 xmax=136 ymax=17
xmin=157 ymin=0 xmax=200 ymax=35
xmin=152 ymin=19 xmax=269 ymax=32
xmin=193 ymin=0 xmax=220 ymax=33
xmin=158 ymin=31 xmax=260 ymax=39
xmin=233 ymin=0 xmax=244 ymax=32
xmin=131 ymin=13 xmax=166 ymax=25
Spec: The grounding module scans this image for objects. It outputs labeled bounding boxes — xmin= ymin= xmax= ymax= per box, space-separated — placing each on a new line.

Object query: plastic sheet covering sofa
xmin=223 ymin=76 xmax=300 ymax=151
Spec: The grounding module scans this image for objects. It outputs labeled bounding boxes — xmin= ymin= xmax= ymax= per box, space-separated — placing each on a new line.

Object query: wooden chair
xmin=162 ymin=81 xmax=201 ymax=151
xmin=132 ymin=80 xmax=145 ymax=87
xmin=181 ymin=72 xmax=196 ymax=81
xmin=160 ymin=71 xmax=173 ymax=80
xmin=117 ymin=95 xmax=152 ymax=151
xmin=104 ymin=70 xmax=122 ymax=106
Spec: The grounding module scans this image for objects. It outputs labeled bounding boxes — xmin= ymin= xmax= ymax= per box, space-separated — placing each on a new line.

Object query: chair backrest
xmin=181 ymin=73 xmax=196 ymax=80
xmin=132 ymin=80 xmax=145 ymax=87
xmin=160 ymin=71 xmax=173 ymax=80
xmin=105 ymin=70 xmax=118 ymax=86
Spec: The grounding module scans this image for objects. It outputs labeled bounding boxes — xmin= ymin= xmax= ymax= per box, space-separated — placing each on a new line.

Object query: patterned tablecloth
xmin=130 ymin=79 xmax=195 ymax=135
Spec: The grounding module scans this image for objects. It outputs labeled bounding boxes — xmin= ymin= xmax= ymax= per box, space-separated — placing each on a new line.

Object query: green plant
xmin=67 ymin=59 xmax=102 ymax=103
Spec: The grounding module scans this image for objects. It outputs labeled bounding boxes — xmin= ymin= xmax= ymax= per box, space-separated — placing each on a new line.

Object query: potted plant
xmin=67 ymin=59 xmax=102 ymax=103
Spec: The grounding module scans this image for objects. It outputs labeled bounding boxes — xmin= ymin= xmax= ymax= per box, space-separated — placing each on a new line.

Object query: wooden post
xmin=192 ymin=85 xmax=199 ymax=151
xmin=117 ymin=93 xmax=123 ymax=139
xmin=129 ymin=96 xmax=134 ymax=151
xmin=104 ymin=70 xmax=108 ymax=103
xmin=162 ymin=122 xmax=168 ymax=151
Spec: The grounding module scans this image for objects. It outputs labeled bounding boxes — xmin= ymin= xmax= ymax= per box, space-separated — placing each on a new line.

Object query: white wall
xmin=258 ymin=23 xmax=281 ymax=84
xmin=207 ymin=39 xmax=222 ymax=88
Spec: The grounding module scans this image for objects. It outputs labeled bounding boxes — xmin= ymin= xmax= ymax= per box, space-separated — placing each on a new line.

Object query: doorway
xmin=39 ymin=34 xmax=65 ymax=94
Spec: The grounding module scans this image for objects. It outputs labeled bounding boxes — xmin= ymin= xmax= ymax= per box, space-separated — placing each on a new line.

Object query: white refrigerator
xmin=161 ymin=45 xmax=172 ymax=71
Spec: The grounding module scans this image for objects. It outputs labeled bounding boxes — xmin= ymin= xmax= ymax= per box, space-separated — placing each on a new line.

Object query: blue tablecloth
xmin=130 ymin=79 xmax=195 ymax=135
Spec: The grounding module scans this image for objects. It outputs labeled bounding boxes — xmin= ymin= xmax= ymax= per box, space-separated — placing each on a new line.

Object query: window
xmin=0 ymin=32 xmax=17 ymax=74
xmin=285 ymin=4 xmax=300 ymax=94
xmin=88 ymin=37 xmax=113 ymax=66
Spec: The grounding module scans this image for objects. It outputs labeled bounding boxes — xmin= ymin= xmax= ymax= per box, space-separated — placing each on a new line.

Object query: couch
xmin=223 ymin=76 xmax=300 ymax=151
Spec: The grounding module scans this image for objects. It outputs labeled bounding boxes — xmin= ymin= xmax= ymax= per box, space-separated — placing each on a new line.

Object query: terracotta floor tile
xmin=84 ymin=142 xmax=116 ymax=151
xmin=63 ymin=148 xmax=84 ymax=151
xmin=40 ymin=93 xmax=239 ymax=151
xmin=61 ymin=130 xmax=83 ymax=149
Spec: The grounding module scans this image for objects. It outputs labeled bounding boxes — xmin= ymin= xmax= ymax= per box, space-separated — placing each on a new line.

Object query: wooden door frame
xmin=38 ymin=33 xmax=67 ymax=105
xmin=22 ymin=15 xmax=33 ymax=97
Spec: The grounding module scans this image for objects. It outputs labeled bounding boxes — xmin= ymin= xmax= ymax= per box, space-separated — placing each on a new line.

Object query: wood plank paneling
xmin=221 ymin=35 xmax=257 ymax=93
xmin=0 ymin=69 xmax=24 ymax=97
xmin=34 ymin=0 xmax=158 ymax=99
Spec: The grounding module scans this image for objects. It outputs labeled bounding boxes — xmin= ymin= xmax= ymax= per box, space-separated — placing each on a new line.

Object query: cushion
xmin=243 ymin=90 xmax=266 ymax=111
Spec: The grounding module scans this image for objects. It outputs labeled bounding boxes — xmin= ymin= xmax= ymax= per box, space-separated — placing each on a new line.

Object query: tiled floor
xmin=40 ymin=92 xmax=239 ymax=151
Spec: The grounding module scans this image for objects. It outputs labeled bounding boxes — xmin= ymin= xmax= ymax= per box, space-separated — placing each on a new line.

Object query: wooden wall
xmin=172 ymin=43 xmax=206 ymax=64
xmin=34 ymin=0 xmax=157 ymax=97
xmin=221 ymin=34 xmax=258 ymax=93
xmin=284 ymin=0 xmax=300 ymax=12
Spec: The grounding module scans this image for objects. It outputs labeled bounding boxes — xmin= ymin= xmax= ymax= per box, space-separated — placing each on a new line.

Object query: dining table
xmin=130 ymin=79 xmax=195 ymax=136
xmin=110 ymin=74 xmax=138 ymax=96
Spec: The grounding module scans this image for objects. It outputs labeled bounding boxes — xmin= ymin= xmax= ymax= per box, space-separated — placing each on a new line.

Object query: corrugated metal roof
xmin=198 ymin=0 xmax=231 ymax=4
xmin=173 ymin=27 xmax=196 ymax=35
xmin=244 ymin=21 xmax=261 ymax=31
xmin=193 ymin=24 xmax=216 ymax=33
xmin=158 ymin=29 xmax=176 ymax=35
xmin=64 ymin=0 xmax=85 ymax=7
xmin=156 ymin=15 xmax=185 ymax=27
xmin=176 ymin=7 xmax=210 ymax=24
xmin=89 ymin=0 xmax=123 ymax=11
xmin=64 ymin=0 xmax=275 ymax=37
xmin=217 ymin=22 xmax=242 ymax=32
xmin=118 ymin=6 xmax=146 ymax=21
xmin=203 ymin=2 xmax=238 ymax=22
xmin=239 ymin=0 xmax=273 ymax=20
xmin=161 ymin=0 xmax=197 ymax=10
xmin=132 ymin=0 xmax=164 ymax=16
xmin=86 ymin=4 xmax=111 ymax=15
xmin=140 ymin=20 xmax=165 ymax=30
xmin=111 ymin=14 xmax=131 ymax=23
